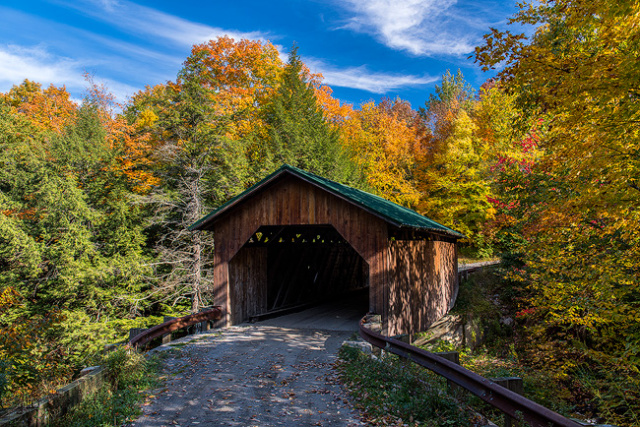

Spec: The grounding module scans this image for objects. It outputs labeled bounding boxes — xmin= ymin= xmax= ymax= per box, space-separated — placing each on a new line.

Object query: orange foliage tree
xmin=2 ymin=80 xmax=78 ymax=135
xmin=184 ymin=36 xmax=284 ymax=139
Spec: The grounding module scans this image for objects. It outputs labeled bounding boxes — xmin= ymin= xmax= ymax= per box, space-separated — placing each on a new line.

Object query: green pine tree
xmin=262 ymin=46 xmax=351 ymax=181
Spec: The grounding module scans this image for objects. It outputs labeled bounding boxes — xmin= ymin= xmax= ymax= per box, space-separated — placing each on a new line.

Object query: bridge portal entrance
xmin=228 ymin=225 xmax=369 ymax=324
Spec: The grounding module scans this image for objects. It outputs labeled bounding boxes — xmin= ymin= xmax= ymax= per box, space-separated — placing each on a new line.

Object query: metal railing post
xmin=492 ymin=377 xmax=524 ymax=427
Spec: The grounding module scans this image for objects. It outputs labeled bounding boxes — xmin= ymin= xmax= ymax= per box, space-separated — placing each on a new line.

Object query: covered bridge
xmin=191 ymin=164 xmax=463 ymax=336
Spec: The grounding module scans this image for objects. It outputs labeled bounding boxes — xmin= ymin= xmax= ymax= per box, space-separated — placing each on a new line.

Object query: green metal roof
xmin=190 ymin=164 xmax=463 ymax=238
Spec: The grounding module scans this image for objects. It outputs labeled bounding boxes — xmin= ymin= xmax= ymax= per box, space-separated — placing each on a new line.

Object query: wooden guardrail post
xmin=197 ymin=309 xmax=212 ymax=332
xmin=129 ymin=328 xmax=146 ymax=342
xmin=491 ymin=377 xmax=524 ymax=427
xmin=163 ymin=317 xmax=177 ymax=344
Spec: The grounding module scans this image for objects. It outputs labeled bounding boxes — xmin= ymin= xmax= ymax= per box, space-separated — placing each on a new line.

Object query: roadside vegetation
xmin=0 ymin=0 xmax=638 ymax=423
xmin=421 ymin=269 xmax=638 ymax=426
xmin=51 ymin=347 xmax=159 ymax=427
xmin=337 ymin=346 xmax=481 ymax=426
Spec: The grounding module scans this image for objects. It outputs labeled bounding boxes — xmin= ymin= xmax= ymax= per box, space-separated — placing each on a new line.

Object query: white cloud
xmin=0 ymin=45 xmax=82 ymax=90
xmin=306 ymin=59 xmax=438 ymax=93
xmin=0 ymin=44 xmax=140 ymax=103
xmin=84 ymin=32 xmax=184 ymax=66
xmin=93 ymin=0 xmax=119 ymax=13
xmin=337 ymin=0 xmax=477 ymax=56
xmin=64 ymin=0 xmax=270 ymax=48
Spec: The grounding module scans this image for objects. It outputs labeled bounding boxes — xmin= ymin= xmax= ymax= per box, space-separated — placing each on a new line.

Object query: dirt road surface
xmin=132 ymin=325 xmax=364 ymax=427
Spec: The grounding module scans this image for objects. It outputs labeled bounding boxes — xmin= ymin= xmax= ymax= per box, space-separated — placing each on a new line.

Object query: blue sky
xmin=0 ymin=0 xmax=519 ymax=109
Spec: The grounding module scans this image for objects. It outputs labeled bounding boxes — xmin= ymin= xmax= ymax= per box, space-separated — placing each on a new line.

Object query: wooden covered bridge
xmin=190 ymin=164 xmax=463 ymax=336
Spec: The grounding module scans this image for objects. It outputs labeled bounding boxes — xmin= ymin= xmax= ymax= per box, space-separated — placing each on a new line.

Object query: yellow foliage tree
xmin=476 ymin=1 xmax=640 ymax=421
xmin=342 ymin=100 xmax=422 ymax=206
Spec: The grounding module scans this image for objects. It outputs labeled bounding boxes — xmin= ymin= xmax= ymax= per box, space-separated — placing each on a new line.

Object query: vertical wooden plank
xmin=290 ymin=179 xmax=301 ymax=224
xmin=323 ymin=186 xmax=332 ymax=224
xmin=213 ymin=224 xmax=230 ymax=326
xmin=228 ymin=249 xmax=242 ymax=325
xmin=275 ymin=178 xmax=285 ymax=225
xmin=298 ymin=182 xmax=308 ymax=224
xmin=380 ymin=235 xmax=390 ymax=334
xmin=308 ymin=187 xmax=315 ymax=224
xmin=372 ymin=222 xmax=386 ymax=324
xmin=257 ymin=247 xmax=268 ymax=314
xmin=386 ymin=239 xmax=397 ymax=336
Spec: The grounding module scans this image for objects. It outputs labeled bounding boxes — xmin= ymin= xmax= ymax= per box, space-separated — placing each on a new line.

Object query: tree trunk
xmin=192 ymin=229 xmax=202 ymax=313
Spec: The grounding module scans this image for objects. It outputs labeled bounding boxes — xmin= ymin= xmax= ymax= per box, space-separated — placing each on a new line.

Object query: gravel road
xmin=131 ymin=325 xmax=364 ymax=427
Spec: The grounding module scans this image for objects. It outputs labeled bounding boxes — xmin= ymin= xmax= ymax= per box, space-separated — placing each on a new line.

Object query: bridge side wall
xmin=386 ymin=239 xmax=458 ymax=337
xmin=228 ymin=247 xmax=268 ymax=324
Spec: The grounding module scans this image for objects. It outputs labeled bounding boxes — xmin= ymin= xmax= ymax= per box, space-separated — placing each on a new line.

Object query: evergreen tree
xmin=262 ymin=46 xmax=350 ymax=181
xmin=0 ymin=99 xmax=150 ymax=316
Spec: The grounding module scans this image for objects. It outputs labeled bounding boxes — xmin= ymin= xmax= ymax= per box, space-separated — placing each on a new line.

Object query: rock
xmin=342 ymin=341 xmax=372 ymax=354
xmin=500 ymin=317 xmax=514 ymax=327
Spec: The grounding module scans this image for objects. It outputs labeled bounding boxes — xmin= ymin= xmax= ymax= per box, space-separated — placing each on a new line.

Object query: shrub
xmin=103 ymin=346 xmax=148 ymax=391
xmin=52 ymin=348 xmax=158 ymax=427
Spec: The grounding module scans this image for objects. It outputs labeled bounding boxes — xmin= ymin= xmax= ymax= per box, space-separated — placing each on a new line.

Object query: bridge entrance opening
xmin=228 ymin=224 xmax=369 ymax=325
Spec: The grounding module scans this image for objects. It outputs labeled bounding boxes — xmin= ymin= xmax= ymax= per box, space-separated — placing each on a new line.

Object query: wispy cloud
xmin=0 ymin=45 xmax=82 ymax=90
xmin=307 ymin=59 xmax=438 ymax=93
xmin=336 ymin=0 xmax=480 ymax=56
xmin=0 ymin=44 xmax=140 ymax=102
xmin=94 ymin=0 xmax=118 ymax=13
xmin=63 ymin=0 xmax=270 ymax=47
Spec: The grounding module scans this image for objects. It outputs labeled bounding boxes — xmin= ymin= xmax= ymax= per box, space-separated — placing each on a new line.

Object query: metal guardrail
xmin=458 ymin=259 xmax=501 ymax=273
xmin=458 ymin=260 xmax=501 ymax=281
xmin=359 ymin=318 xmax=582 ymax=427
xmin=129 ymin=307 xmax=223 ymax=348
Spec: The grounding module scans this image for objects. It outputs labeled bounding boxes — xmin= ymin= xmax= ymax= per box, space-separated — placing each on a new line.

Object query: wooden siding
xmin=228 ymin=247 xmax=267 ymax=324
xmin=386 ymin=239 xmax=458 ymax=336
xmin=211 ymin=176 xmax=388 ymax=326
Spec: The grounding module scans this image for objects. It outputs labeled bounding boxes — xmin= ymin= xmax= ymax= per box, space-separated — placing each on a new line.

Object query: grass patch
xmin=50 ymin=347 xmax=160 ymax=427
xmin=336 ymin=346 xmax=482 ymax=426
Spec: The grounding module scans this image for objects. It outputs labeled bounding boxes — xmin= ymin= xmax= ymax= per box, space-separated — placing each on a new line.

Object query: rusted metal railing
xmin=458 ymin=260 xmax=501 ymax=281
xmin=359 ymin=318 xmax=581 ymax=427
xmin=129 ymin=307 xmax=223 ymax=348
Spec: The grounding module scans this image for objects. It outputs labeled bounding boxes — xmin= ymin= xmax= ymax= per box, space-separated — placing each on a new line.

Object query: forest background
xmin=0 ymin=0 xmax=638 ymax=424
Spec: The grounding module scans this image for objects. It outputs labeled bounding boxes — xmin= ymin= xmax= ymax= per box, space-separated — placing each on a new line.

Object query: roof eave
xmin=189 ymin=167 xmax=289 ymax=231
xmin=398 ymin=224 xmax=465 ymax=239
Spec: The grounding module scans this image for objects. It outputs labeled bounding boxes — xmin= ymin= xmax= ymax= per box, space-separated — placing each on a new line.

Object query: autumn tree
xmin=1 ymin=80 xmax=78 ymax=135
xmin=476 ymin=1 xmax=640 ymax=422
xmin=183 ymin=36 xmax=283 ymax=139
xmin=346 ymin=100 xmax=421 ymax=206
xmin=414 ymin=71 xmax=496 ymax=255
xmin=422 ymin=70 xmax=474 ymax=146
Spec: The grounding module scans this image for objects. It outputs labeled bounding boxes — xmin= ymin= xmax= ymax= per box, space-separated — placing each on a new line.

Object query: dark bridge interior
xmin=242 ymin=224 xmax=369 ymax=318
